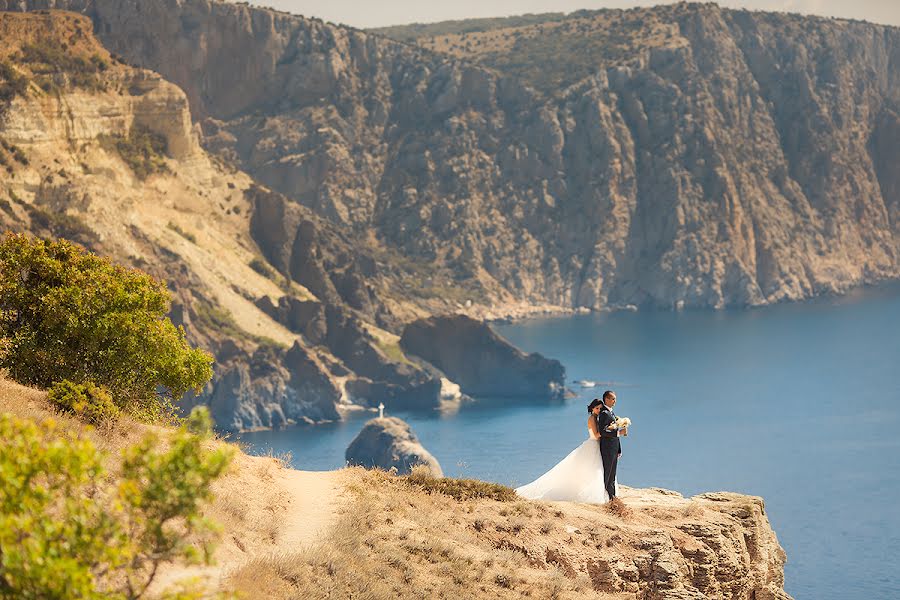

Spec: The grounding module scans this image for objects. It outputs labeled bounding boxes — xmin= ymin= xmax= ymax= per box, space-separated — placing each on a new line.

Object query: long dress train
xmin=515 ymin=431 xmax=617 ymax=503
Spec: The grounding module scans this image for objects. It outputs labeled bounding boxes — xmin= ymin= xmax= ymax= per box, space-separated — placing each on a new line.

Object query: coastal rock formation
xmin=0 ymin=380 xmax=792 ymax=599
xmin=6 ymin=0 xmax=897 ymax=311
xmin=0 ymin=11 xmax=447 ymax=432
xmin=399 ymin=314 xmax=565 ymax=401
xmin=222 ymin=462 xmax=792 ymax=599
xmin=183 ymin=342 xmax=343 ymax=432
xmin=345 ymin=416 xmax=443 ymax=476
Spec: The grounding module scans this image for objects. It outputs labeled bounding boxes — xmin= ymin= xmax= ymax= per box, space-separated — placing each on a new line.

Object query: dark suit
xmin=596 ymin=405 xmax=621 ymax=500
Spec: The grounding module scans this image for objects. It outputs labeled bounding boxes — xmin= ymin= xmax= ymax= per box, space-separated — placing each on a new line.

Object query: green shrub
xmin=0 ymin=60 xmax=29 ymax=114
xmin=249 ymin=256 xmax=276 ymax=279
xmin=0 ymin=234 xmax=213 ymax=422
xmin=24 ymin=204 xmax=97 ymax=248
xmin=0 ymin=408 xmax=233 ymax=599
xmin=0 ymin=413 xmax=125 ymax=599
xmin=118 ymin=407 xmax=234 ymax=595
xmin=48 ymin=379 xmax=119 ymax=425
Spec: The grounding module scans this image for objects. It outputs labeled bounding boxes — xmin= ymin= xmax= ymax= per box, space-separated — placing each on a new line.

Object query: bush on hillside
xmin=48 ymin=379 xmax=119 ymax=425
xmin=0 ymin=233 xmax=213 ymax=422
xmin=405 ymin=464 xmax=517 ymax=502
xmin=19 ymin=39 xmax=108 ymax=92
xmin=0 ymin=60 xmax=29 ymax=106
xmin=0 ymin=408 xmax=232 ymax=598
xmin=109 ymin=126 xmax=170 ymax=180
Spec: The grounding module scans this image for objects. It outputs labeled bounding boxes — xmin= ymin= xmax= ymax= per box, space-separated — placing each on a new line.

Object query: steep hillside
xmin=0 ymin=11 xmax=569 ymax=432
xmin=3 ymin=0 xmax=897 ymax=311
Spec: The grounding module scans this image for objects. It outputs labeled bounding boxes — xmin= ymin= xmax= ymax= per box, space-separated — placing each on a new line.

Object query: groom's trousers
xmin=599 ymin=438 xmax=619 ymax=499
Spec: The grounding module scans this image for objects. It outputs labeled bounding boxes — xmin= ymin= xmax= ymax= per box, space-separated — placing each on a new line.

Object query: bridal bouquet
xmin=613 ymin=417 xmax=631 ymax=433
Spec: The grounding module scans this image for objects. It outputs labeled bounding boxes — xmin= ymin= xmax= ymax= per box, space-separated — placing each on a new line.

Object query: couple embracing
xmin=516 ymin=390 xmax=628 ymax=504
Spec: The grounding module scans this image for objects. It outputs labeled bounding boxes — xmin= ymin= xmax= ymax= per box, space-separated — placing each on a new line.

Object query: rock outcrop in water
xmin=5 ymin=0 xmax=897 ymax=311
xmin=345 ymin=416 xmax=443 ymax=476
xmin=400 ymin=314 xmax=566 ymax=401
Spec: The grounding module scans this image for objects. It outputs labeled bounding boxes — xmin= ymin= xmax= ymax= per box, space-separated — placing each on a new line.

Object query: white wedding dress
xmin=515 ymin=430 xmax=616 ymax=503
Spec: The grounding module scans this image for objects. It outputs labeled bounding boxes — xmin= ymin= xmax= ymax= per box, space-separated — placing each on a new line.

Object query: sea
xmin=238 ymin=283 xmax=900 ymax=599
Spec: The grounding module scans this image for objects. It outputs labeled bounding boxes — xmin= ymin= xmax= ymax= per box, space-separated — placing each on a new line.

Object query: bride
xmin=515 ymin=399 xmax=617 ymax=503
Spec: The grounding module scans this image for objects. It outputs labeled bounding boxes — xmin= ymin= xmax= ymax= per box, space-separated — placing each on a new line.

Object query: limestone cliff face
xmin=5 ymin=0 xmax=897 ymax=311
xmin=0 ymin=11 xmax=411 ymax=432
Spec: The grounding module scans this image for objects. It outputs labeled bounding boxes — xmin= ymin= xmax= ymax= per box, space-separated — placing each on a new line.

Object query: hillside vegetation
xmin=373 ymin=7 xmax=684 ymax=96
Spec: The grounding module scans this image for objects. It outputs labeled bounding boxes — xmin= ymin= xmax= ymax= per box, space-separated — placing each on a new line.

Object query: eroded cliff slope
xmin=0 ymin=10 xmax=567 ymax=431
xmin=4 ymin=0 xmax=897 ymax=310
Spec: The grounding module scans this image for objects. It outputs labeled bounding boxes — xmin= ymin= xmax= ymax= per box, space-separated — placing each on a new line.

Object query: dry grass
xmin=404 ymin=464 xmax=518 ymax=502
xmin=223 ymin=466 xmax=786 ymax=600
xmin=2 ymin=377 xmax=783 ymax=599
xmin=605 ymin=497 xmax=633 ymax=520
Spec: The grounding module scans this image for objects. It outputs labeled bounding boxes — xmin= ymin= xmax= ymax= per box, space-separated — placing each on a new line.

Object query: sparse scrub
xmin=18 ymin=39 xmax=108 ymax=92
xmin=167 ymin=221 xmax=197 ymax=243
xmin=0 ymin=60 xmax=29 ymax=107
xmin=249 ymin=256 xmax=278 ymax=280
xmin=105 ymin=125 xmax=170 ymax=180
xmin=405 ymin=464 xmax=517 ymax=501
xmin=24 ymin=204 xmax=97 ymax=247
xmin=191 ymin=295 xmax=252 ymax=342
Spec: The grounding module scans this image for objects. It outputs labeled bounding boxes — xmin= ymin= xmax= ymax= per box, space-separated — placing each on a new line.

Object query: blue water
xmin=238 ymin=284 xmax=900 ymax=599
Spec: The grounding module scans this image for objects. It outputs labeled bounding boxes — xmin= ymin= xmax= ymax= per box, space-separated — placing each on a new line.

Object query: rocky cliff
xmin=227 ymin=466 xmax=792 ymax=600
xmin=4 ymin=0 xmax=897 ymax=311
xmin=2 ymin=377 xmax=791 ymax=599
xmin=0 ymin=10 xmax=567 ymax=432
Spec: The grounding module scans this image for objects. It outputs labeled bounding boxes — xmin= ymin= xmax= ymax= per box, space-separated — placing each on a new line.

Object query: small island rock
xmin=345 ymin=417 xmax=443 ymax=477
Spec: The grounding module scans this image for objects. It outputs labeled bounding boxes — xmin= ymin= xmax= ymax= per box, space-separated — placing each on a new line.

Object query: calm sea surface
xmin=239 ymin=284 xmax=900 ymax=599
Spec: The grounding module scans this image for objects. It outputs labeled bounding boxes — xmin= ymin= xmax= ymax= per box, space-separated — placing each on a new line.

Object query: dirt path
xmin=275 ymin=468 xmax=345 ymax=551
xmin=151 ymin=459 xmax=348 ymax=595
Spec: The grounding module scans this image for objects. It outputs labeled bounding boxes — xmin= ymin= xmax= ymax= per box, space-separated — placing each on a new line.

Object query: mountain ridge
xmin=5 ymin=0 xmax=895 ymax=311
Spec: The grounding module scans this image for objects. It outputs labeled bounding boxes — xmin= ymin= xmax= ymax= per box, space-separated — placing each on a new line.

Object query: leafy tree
xmin=0 ymin=233 xmax=212 ymax=421
xmin=0 ymin=408 xmax=233 ymax=599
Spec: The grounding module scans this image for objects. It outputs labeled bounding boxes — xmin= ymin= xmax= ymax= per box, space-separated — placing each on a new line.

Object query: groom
xmin=596 ymin=390 xmax=625 ymax=501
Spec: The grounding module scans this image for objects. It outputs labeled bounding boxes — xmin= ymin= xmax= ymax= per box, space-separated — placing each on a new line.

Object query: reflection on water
xmin=239 ymin=283 xmax=900 ymax=600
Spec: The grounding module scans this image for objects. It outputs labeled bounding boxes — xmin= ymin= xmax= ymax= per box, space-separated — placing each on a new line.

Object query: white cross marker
xmin=378 ymin=402 xmax=384 ymax=419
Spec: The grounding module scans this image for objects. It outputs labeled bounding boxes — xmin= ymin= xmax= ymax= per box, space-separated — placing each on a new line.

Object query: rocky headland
xmin=401 ymin=314 xmax=566 ymax=400
xmin=1 ymin=376 xmax=792 ymax=599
